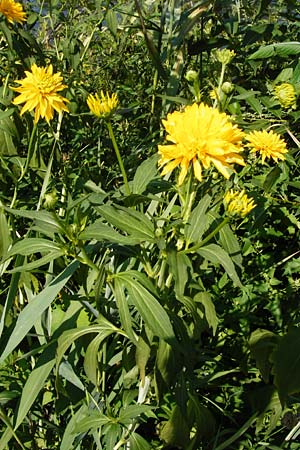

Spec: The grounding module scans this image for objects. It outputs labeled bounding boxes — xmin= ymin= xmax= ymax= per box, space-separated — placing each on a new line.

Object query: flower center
xmin=36 ymin=76 xmax=54 ymax=94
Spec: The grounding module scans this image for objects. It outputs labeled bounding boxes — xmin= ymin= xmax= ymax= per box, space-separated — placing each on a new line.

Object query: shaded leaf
xmin=194 ymin=292 xmax=218 ymax=335
xmin=273 ymin=327 xmax=300 ymax=404
xmin=249 ymin=328 xmax=278 ymax=383
xmin=197 ymin=243 xmax=242 ymax=287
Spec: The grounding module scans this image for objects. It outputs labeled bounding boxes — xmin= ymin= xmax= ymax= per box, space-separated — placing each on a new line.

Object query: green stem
xmin=213 ymin=63 xmax=226 ymax=110
xmin=180 ymin=170 xmax=196 ymax=224
xmin=77 ymin=245 xmax=100 ymax=273
xmin=36 ymin=142 xmax=56 ymax=211
xmin=10 ymin=123 xmax=38 ymax=209
xmin=21 ymin=123 xmax=38 ymax=181
xmin=183 ymin=217 xmax=230 ymax=254
xmin=106 ymin=120 xmax=130 ymax=195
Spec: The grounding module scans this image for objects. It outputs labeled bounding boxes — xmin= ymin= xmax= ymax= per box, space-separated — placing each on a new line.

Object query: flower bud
xmin=273 ymin=83 xmax=297 ymax=109
xmin=185 ymin=70 xmax=198 ymax=83
xmin=221 ymin=81 xmax=234 ymax=94
xmin=43 ymin=190 xmax=58 ymax=209
xmin=215 ymin=49 xmax=235 ymax=65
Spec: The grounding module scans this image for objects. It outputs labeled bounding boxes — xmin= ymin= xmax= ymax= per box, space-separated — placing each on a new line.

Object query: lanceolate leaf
xmin=0 ymin=260 xmax=79 ymax=365
xmin=273 ymin=327 xmax=300 ymax=404
xmin=14 ymin=343 xmax=56 ymax=428
xmin=132 ymin=154 xmax=158 ymax=195
xmin=185 ymin=194 xmax=211 ymax=245
xmin=96 ymin=204 xmax=155 ymax=241
xmin=7 ymin=251 xmax=63 ymax=273
xmin=249 ymin=42 xmax=300 ymax=59
xmin=113 ymin=277 xmax=138 ymax=343
xmin=56 ymin=316 xmax=127 ymax=374
xmin=114 ymin=272 xmax=176 ymax=344
xmin=6 ymin=238 xmax=63 ymax=257
xmin=197 ymin=244 xmax=242 ymax=287
xmin=79 ymin=220 xmax=141 ymax=245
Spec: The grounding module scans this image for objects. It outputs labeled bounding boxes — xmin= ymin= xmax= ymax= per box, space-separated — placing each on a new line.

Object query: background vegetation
xmin=1 ymin=0 xmax=300 ymax=448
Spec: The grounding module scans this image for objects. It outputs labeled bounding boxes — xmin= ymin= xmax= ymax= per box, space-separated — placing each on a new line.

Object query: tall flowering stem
xmin=106 ymin=120 xmax=130 ymax=196
xmin=87 ymin=90 xmax=130 ymax=196
xmin=10 ymin=123 xmax=38 ymax=208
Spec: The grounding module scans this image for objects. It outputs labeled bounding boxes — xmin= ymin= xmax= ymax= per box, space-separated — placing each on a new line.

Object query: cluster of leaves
xmin=1 ymin=0 xmax=300 ymax=449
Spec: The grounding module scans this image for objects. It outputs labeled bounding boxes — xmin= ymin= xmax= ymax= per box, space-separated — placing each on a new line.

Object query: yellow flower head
xmin=87 ymin=91 xmax=118 ymax=119
xmin=158 ymin=102 xmax=245 ymax=185
xmin=246 ymin=129 xmax=288 ymax=163
xmin=273 ymin=83 xmax=297 ymax=109
xmin=0 ymin=0 xmax=26 ymax=24
xmin=224 ymin=189 xmax=256 ymax=218
xmin=12 ymin=64 xmax=69 ymax=123
xmin=215 ymin=49 xmax=235 ymax=65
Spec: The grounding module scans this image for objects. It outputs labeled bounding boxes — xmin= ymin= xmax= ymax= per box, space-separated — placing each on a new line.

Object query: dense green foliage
xmin=1 ymin=0 xmax=300 ymax=449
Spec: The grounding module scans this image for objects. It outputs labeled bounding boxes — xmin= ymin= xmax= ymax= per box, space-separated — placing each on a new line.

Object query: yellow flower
xmin=12 ymin=64 xmax=69 ymax=123
xmin=246 ymin=130 xmax=288 ymax=163
xmin=273 ymin=83 xmax=297 ymax=109
xmin=0 ymin=0 xmax=26 ymax=24
xmin=87 ymin=91 xmax=118 ymax=119
xmin=224 ymin=189 xmax=256 ymax=218
xmin=158 ymin=102 xmax=245 ymax=185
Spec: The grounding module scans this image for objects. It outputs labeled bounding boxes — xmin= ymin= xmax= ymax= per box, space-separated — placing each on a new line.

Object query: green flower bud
xmin=221 ymin=81 xmax=234 ymax=94
xmin=185 ymin=70 xmax=198 ymax=83
xmin=215 ymin=49 xmax=235 ymax=65
xmin=43 ymin=190 xmax=58 ymax=209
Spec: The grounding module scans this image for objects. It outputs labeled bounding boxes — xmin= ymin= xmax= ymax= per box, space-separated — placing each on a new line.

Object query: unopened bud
xmin=221 ymin=81 xmax=234 ymax=94
xmin=185 ymin=70 xmax=198 ymax=83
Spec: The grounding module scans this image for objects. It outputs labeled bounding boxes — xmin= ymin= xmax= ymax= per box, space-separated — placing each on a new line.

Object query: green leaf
xmin=249 ymin=329 xmax=278 ymax=383
xmin=60 ymin=403 xmax=90 ymax=450
xmin=160 ymin=405 xmax=190 ymax=448
xmin=14 ymin=343 xmax=56 ymax=428
xmin=84 ymin=329 xmax=116 ymax=386
xmin=185 ymin=194 xmax=211 ymax=244
xmin=0 ymin=116 xmax=18 ymax=156
xmin=129 ymin=432 xmax=152 ymax=450
xmin=114 ymin=272 xmax=176 ymax=344
xmin=132 ymin=155 xmax=158 ymax=195
xmin=79 ymin=220 xmax=141 ymax=245
xmin=0 ymin=207 xmax=11 ymax=258
xmin=194 ymin=292 xmax=218 ymax=335
xmin=0 ymin=254 xmax=24 ymax=339
xmin=273 ymin=327 xmax=300 ymax=404
xmin=7 ymin=238 xmax=63 ymax=257
xmin=3 ymin=207 xmax=64 ymax=235
xmin=218 ymin=223 xmax=243 ymax=269
xmin=235 ymin=86 xmax=262 ymax=114
xmin=73 ymin=410 xmax=111 ymax=433
xmin=0 ymin=260 xmax=79 ymax=364
xmin=56 ymin=315 xmax=126 ymax=373
xmin=8 ymin=250 xmax=63 ymax=273
xmin=263 ymin=165 xmax=282 ymax=192
xmin=96 ymin=204 xmax=155 ymax=242
xmin=58 ymin=360 xmax=85 ymax=391
xmin=167 ymin=249 xmax=191 ymax=297
xmin=214 ymin=414 xmax=258 ymax=450
xmin=249 ymin=42 xmax=300 ymax=60
xmin=113 ymin=277 xmax=138 ymax=343
xmin=197 ymin=243 xmax=242 ymax=287
xmin=118 ymin=404 xmax=154 ymax=423
xmin=136 ymin=336 xmax=151 ymax=384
